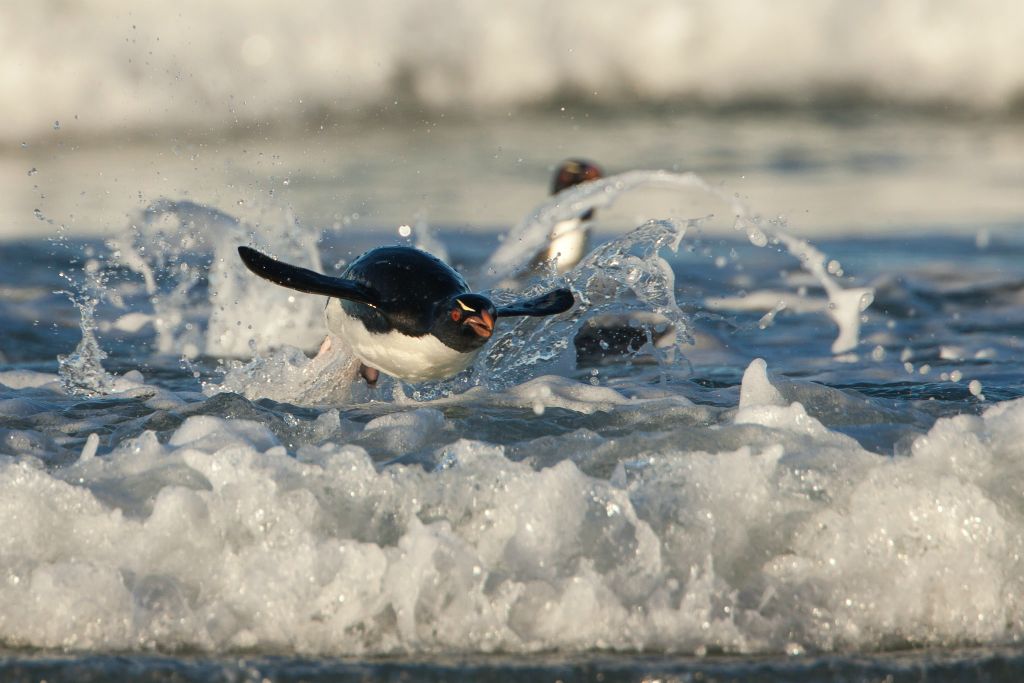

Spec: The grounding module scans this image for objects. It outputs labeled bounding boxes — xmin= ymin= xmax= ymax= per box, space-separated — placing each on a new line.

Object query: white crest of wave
xmin=8 ymin=0 xmax=1024 ymax=142
xmin=0 ymin=362 xmax=1022 ymax=654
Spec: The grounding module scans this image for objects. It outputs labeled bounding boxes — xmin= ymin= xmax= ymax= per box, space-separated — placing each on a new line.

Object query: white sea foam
xmin=213 ymin=337 xmax=363 ymax=405
xmin=0 ymin=361 xmax=1021 ymax=655
xmin=7 ymin=0 xmax=1024 ymax=144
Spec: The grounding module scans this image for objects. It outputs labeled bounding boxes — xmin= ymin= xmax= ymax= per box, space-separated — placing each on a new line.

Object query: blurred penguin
xmin=530 ymin=159 xmax=604 ymax=274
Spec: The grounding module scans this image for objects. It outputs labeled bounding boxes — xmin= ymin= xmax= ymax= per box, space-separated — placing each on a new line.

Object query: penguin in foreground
xmin=238 ymin=245 xmax=574 ymax=385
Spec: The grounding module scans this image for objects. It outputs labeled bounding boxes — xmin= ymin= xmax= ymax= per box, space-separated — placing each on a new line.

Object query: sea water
xmin=4 ymin=141 xmax=1024 ymax=680
xmin=5 ymin=2 xmax=1024 ymax=679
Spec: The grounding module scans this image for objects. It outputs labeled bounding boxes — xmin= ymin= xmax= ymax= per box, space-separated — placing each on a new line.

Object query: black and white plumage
xmin=533 ymin=159 xmax=604 ymax=274
xmin=237 ymin=245 xmax=574 ymax=383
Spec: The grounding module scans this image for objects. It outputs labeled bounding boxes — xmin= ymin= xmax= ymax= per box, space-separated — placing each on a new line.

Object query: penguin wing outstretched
xmin=496 ymin=288 xmax=575 ymax=318
xmin=238 ymin=246 xmax=379 ymax=307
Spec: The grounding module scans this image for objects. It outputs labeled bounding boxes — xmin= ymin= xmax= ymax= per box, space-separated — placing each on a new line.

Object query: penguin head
xmin=432 ymin=293 xmax=497 ymax=352
xmin=551 ymin=159 xmax=603 ymax=220
xmin=551 ymin=159 xmax=603 ymax=194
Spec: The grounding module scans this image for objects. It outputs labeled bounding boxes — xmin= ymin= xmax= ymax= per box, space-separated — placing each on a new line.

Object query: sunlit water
xmin=3 ymin=116 xmax=1024 ymax=682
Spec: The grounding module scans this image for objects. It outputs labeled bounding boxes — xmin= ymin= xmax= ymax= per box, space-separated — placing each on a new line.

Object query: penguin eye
xmin=451 ymin=309 xmax=461 ymax=322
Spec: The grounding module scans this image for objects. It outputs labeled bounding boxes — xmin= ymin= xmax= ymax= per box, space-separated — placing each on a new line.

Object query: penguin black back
xmin=339 ymin=246 xmax=471 ymax=336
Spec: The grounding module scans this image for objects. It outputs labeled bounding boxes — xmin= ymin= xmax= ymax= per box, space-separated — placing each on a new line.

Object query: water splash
xmin=129 ymin=169 xmax=869 ymax=404
xmin=212 ymin=335 xmax=365 ymax=405
xmin=473 ymin=218 xmax=693 ymax=391
xmin=57 ymin=266 xmax=116 ymax=396
xmin=341 ymin=219 xmax=696 ymax=403
xmin=482 ymin=169 xmax=875 ymax=356
xmin=110 ymin=199 xmax=326 ymax=358
xmin=108 ymin=199 xmax=220 ymax=357
xmin=754 ymin=226 xmax=874 ymax=354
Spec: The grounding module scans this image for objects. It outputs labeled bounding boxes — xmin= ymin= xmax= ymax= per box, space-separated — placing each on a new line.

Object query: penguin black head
xmin=551 ymin=159 xmax=603 ymax=220
xmin=432 ymin=293 xmax=497 ymax=352
xmin=551 ymin=159 xmax=603 ymax=194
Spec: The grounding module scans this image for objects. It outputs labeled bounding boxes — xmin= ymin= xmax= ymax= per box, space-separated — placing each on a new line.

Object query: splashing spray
xmin=483 ymin=170 xmax=875 ymax=356
xmin=57 ymin=263 xmax=116 ymax=396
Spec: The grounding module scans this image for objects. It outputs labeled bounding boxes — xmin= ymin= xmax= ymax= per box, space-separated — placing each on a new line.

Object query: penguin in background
xmin=537 ymin=159 xmax=679 ymax=364
xmin=530 ymin=159 xmax=604 ymax=275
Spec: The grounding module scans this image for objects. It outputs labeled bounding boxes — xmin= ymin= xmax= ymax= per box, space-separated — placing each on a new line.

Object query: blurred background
xmin=4 ymin=0 xmax=1023 ymax=240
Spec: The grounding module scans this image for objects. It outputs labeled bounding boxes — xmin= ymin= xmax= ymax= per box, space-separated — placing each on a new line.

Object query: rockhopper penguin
xmin=238 ymin=245 xmax=574 ymax=384
xmin=533 ymin=159 xmax=604 ymax=274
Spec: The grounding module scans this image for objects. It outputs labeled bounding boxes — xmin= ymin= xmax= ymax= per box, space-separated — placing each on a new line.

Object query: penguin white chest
xmin=325 ymin=299 xmax=479 ymax=382
xmin=546 ymin=218 xmax=588 ymax=273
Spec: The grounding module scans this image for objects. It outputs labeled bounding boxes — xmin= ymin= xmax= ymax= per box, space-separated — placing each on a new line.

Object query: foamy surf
xmin=5 ymin=98 xmax=1024 ymax=683
xmin=1 ymin=359 xmax=1021 ymax=656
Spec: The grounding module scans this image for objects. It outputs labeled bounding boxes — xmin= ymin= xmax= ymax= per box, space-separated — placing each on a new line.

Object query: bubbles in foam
xmin=2 ymin=365 xmax=1023 ymax=655
xmin=212 ymin=336 xmax=362 ymax=405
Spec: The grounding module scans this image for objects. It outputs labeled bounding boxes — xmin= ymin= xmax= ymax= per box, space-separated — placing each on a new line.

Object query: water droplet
xmin=746 ymin=227 xmax=768 ymax=248
xmin=53 ymin=120 xmax=61 ymax=130
xmin=27 ymin=167 xmax=37 ymax=176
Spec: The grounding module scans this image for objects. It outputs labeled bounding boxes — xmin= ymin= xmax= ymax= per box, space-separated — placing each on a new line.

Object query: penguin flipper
xmin=496 ymin=288 xmax=575 ymax=318
xmin=237 ymin=246 xmax=379 ymax=307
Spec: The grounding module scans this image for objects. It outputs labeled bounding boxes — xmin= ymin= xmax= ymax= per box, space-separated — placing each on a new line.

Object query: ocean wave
xmin=8 ymin=0 xmax=1024 ymax=144
xmin=1 ymin=362 xmax=1021 ymax=655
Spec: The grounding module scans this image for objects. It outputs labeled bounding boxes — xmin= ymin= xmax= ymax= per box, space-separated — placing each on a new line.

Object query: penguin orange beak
xmin=466 ymin=310 xmax=494 ymax=339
